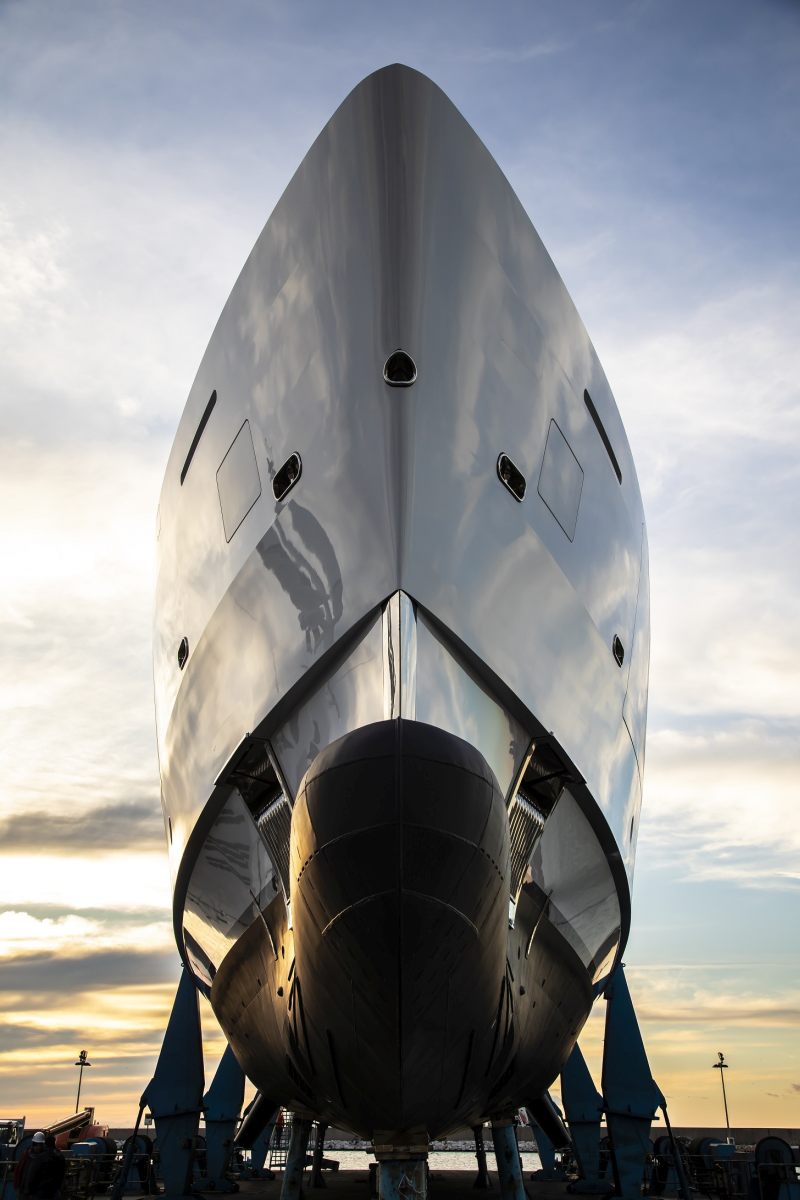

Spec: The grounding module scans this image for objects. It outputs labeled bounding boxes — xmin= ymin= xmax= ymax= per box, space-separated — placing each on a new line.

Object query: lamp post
xmin=74 ymin=1050 xmax=92 ymax=1113
xmin=712 ymin=1051 xmax=731 ymax=1133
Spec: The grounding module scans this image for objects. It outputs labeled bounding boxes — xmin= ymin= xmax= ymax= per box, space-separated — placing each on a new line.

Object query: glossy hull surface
xmin=154 ymin=65 xmax=649 ymax=1140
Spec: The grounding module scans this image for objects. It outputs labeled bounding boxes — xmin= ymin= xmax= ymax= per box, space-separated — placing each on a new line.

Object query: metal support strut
xmin=280 ymin=1116 xmax=313 ymax=1200
xmin=526 ymin=1094 xmax=569 ymax=1182
xmin=203 ymin=1044 xmax=246 ymax=1192
xmin=528 ymin=1119 xmax=557 ymax=1179
xmin=601 ymin=963 xmax=664 ymax=1200
xmin=248 ymin=1114 xmax=277 ymax=1179
xmin=310 ymin=1123 xmax=328 ymax=1188
xmin=472 ymin=1125 xmax=491 ymax=1190
xmin=140 ymin=968 xmax=205 ymax=1199
xmin=235 ymin=1091 xmax=278 ymax=1179
xmin=560 ymin=1042 xmax=607 ymax=1193
xmin=490 ymin=1120 xmax=526 ymax=1200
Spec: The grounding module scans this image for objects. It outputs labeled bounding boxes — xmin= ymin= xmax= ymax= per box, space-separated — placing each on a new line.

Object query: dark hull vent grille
xmin=508 ymin=790 xmax=546 ymax=901
xmin=256 ymin=793 xmax=292 ymax=898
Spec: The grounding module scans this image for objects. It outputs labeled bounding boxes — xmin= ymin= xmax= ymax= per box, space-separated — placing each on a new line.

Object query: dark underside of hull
xmin=210 ymin=720 xmax=593 ymax=1139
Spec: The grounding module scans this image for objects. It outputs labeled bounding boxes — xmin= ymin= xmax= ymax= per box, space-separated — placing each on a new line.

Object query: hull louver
xmin=508 ymin=789 xmax=547 ymax=901
xmin=256 ymin=793 xmax=292 ymax=897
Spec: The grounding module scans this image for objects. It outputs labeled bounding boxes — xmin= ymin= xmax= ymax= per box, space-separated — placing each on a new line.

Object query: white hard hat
xmin=32 ymin=1132 xmax=45 ymax=1144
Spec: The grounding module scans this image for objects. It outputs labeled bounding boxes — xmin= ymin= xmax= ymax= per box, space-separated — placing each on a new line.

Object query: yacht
xmin=153 ymin=64 xmax=649 ymax=1145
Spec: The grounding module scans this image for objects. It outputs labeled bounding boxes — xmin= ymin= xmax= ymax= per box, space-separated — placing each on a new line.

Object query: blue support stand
xmin=490 ymin=1121 xmax=526 ymax=1200
xmin=249 ymin=1116 xmax=277 ymax=1178
xmin=203 ymin=1044 xmax=246 ymax=1191
xmin=280 ymin=1116 xmax=313 ymax=1200
xmin=235 ymin=1091 xmax=278 ymax=1178
xmin=528 ymin=1120 xmax=562 ymax=1181
xmin=601 ymin=964 xmax=663 ymax=1200
xmin=560 ymin=1042 xmax=607 ymax=1193
xmin=141 ymin=968 xmax=204 ymax=1199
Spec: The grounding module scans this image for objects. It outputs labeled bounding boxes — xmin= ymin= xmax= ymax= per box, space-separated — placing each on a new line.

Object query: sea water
xmin=325 ymin=1149 xmax=542 ymax=1172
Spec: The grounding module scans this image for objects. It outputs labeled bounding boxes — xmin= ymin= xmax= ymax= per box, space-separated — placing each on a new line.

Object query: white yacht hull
xmin=154 ymin=65 xmax=649 ymax=1140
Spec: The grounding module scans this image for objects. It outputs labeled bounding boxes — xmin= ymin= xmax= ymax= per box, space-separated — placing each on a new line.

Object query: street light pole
xmin=74 ymin=1049 xmax=92 ymax=1113
xmin=712 ymin=1051 xmax=731 ymax=1133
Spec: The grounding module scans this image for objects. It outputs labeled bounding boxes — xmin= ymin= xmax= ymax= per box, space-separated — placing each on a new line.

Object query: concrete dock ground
xmin=230 ymin=1170 xmax=572 ymax=1200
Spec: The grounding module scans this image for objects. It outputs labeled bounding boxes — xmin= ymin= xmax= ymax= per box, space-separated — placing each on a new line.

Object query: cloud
xmin=0 ymin=105 xmax=282 ymax=456
xmin=623 ymin=967 xmax=800 ymax=1028
xmin=605 ymin=281 xmax=800 ymax=558
xmin=0 ymin=852 xmax=170 ymax=910
xmin=0 ymin=206 xmax=67 ymax=324
xmin=641 ymin=997 xmax=800 ymax=1028
xmin=0 ymin=946 xmax=177 ymax=997
xmin=448 ymin=40 xmax=564 ymax=65
xmin=0 ymin=441 xmax=163 ymax=823
xmin=0 ymin=972 xmax=232 ymax=1126
xmin=0 ymin=800 xmax=163 ymax=853
xmin=637 ymin=718 xmax=800 ymax=888
xmin=0 ymin=1024 xmax=90 ymax=1053
xmin=0 ymin=910 xmax=173 ymax=960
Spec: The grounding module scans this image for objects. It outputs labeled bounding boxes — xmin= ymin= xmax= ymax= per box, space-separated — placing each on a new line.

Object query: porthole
xmin=497 ymin=453 xmax=526 ymax=502
xmin=612 ymin=635 xmax=625 ymax=667
xmin=273 ymin=452 xmax=302 ymax=501
xmin=178 ymin=636 xmax=189 ymax=670
xmin=383 ymin=349 xmax=417 ymax=387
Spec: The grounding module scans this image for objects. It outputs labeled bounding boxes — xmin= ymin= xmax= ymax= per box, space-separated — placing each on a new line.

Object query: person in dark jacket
xmin=14 ymin=1131 xmax=45 ymax=1200
xmin=25 ymin=1134 xmax=65 ymax=1200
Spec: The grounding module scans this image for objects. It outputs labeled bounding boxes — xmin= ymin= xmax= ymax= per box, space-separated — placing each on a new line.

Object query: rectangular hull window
xmin=217 ymin=420 xmax=261 ymax=541
xmin=537 ymin=419 xmax=584 ymax=541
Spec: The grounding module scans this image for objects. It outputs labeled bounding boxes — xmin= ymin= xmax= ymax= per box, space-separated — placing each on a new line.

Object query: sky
xmin=1 ymin=0 xmax=798 ymax=1132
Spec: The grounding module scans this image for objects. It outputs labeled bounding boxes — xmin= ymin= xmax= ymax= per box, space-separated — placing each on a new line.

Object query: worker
xmin=25 ymin=1133 xmax=65 ymax=1200
xmin=14 ymin=1131 xmax=46 ymax=1200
